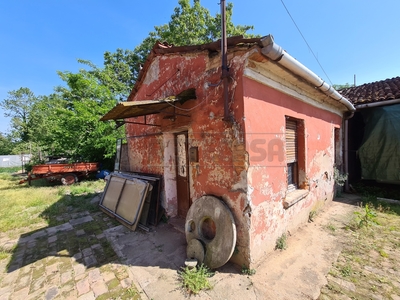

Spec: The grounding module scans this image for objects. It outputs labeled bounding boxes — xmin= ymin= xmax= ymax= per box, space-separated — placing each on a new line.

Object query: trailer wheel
xmin=61 ymin=173 xmax=78 ymax=185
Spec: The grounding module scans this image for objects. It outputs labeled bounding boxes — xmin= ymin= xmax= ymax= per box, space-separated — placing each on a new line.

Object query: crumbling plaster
xmin=124 ymin=46 xmax=344 ymax=268
xmin=241 ymin=70 xmax=341 ymax=264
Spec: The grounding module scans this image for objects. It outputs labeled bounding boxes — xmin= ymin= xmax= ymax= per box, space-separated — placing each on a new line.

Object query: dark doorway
xmin=175 ymin=132 xmax=191 ymax=217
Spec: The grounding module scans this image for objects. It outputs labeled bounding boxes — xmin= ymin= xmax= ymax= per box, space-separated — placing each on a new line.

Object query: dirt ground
xmin=108 ymin=194 xmax=367 ymax=300
xmin=2 ymin=190 xmax=398 ymax=299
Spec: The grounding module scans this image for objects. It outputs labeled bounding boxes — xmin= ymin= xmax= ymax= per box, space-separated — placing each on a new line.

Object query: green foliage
xmin=1 ymin=1 xmax=255 ymax=164
xmin=334 ymin=167 xmax=348 ymax=197
xmin=0 ymin=133 xmax=14 ymax=155
xmin=0 ymin=245 xmax=14 ymax=260
xmin=334 ymin=167 xmax=348 ymax=187
xmin=309 ymin=210 xmax=317 ymax=222
xmin=0 ymin=166 xmax=21 ymax=174
xmin=103 ymin=0 xmax=256 ymax=92
xmin=0 ymin=87 xmax=39 ymax=142
xmin=339 ymin=264 xmax=353 ymax=277
xmin=333 ymin=83 xmax=354 ymax=90
xmin=275 ymin=233 xmax=288 ymax=250
xmin=241 ymin=266 xmax=256 ymax=276
xmin=379 ymin=249 xmax=389 ymax=258
xmin=326 ymin=223 xmax=336 ymax=232
xmin=354 ymin=204 xmax=379 ymax=228
xmin=179 ymin=264 xmax=213 ymax=295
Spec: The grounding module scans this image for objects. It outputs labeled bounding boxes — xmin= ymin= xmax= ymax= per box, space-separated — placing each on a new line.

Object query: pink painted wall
xmin=243 ymin=77 xmax=342 ymax=262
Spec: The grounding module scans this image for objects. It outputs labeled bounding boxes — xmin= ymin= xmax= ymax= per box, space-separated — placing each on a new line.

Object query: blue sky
xmin=1 ymin=0 xmax=399 ymax=134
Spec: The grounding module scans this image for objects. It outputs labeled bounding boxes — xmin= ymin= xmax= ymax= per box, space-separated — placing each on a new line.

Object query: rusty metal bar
xmin=221 ymin=0 xmax=230 ymax=122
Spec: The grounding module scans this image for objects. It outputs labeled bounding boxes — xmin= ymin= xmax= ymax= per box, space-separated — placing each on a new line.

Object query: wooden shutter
xmin=286 ymin=119 xmax=298 ymax=163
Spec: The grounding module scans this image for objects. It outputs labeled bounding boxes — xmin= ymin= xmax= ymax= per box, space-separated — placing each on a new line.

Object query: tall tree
xmin=0 ymin=133 xmax=13 ymax=155
xmin=0 ymin=87 xmax=38 ymax=142
xmin=53 ymin=70 xmax=124 ymax=161
xmin=102 ymin=0 xmax=255 ymax=95
xmin=1 ymin=0 xmax=254 ymax=163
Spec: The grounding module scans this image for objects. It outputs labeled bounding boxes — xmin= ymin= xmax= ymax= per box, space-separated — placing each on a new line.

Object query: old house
xmin=340 ymin=77 xmax=400 ymax=185
xmin=101 ymin=35 xmax=355 ymax=268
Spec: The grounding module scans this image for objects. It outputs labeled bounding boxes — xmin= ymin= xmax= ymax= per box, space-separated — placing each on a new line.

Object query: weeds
xmin=379 ymin=250 xmax=389 ymax=258
xmin=321 ymin=193 xmax=400 ymax=299
xmin=309 ymin=210 xmax=317 ymax=222
xmin=339 ymin=264 xmax=352 ymax=277
xmin=275 ymin=233 xmax=288 ymax=250
xmin=179 ymin=264 xmax=213 ymax=295
xmin=334 ymin=167 xmax=348 ymax=197
xmin=326 ymin=223 xmax=336 ymax=232
xmin=0 ymin=245 xmax=14 ymax=260
xmin=126 ymin=287 xmax=138 ymax=297
xmin=241 ymin=266 xmax=256 ymax=276
xmin=354 ymin=203 xmax=379 ymax=228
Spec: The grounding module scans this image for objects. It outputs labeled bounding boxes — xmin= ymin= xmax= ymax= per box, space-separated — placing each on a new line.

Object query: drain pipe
xmin=344 ymin=118 xmax=350 ymax=191
xmin=261 ymin=35 xmax=356 ymax=192
xmin=221 ymin=0 xmax=230 ymax=121
xmin=260 ymin=35 xmax=356 ymax=113
xmin=355 ymin=98 xmax=400 ymax=110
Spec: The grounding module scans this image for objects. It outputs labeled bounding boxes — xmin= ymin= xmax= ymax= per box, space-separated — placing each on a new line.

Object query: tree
xmin=47 ymin=0 xmax=255 ymax=161
xmin=0 ymin=87 xmax=38 ymax=142
xmin=52 ymin=70 xmax=124 ymax=161
xmin=1 ymin=0 xmax=254 ymax=163
xmin=102 ymin=0 xmax=255 ymax=94
xmin=333 ymin=83 xmax=354 ymax=90
xmin=0 ymin=133 xmax=13 ymax=155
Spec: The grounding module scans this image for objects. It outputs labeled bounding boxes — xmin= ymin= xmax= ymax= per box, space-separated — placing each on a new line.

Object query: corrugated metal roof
xmin=101 ymin=88 xmax=196 ymax=121
xmin=100 ymin=98 xmax=181 ymax=121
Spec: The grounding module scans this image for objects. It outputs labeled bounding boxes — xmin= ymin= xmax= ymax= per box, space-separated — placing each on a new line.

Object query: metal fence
xmin=0 ymin=154 xmax=31 ymax=168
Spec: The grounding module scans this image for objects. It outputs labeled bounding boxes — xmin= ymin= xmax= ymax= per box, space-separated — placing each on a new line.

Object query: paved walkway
xmin=0 ymin=211 xmax=142 ymax=300
xmin=0 ymin=194 xmax=375 ymax=300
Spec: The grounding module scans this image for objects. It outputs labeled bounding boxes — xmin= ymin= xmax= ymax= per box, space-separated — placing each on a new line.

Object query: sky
xmin=1 ymin=0 xmax=399 ymax=134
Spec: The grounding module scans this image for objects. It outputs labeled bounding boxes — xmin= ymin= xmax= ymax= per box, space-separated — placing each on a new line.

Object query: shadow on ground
xmin=5 ymin=194 xmax=121 ymax=273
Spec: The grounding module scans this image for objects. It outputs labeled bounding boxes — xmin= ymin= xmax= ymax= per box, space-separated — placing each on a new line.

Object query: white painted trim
xmin=163 ymin=132 xmax=178 ymax=217
xmin=244 ymin=68 xmax=343 ymax=117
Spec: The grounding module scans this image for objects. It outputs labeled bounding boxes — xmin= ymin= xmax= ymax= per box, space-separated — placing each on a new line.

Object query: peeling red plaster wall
xmin=125 ymin=49 xmax=252 ymax=266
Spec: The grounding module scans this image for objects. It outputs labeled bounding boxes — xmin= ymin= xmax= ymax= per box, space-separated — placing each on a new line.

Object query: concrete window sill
xmin=283 ymin=189 xmax=309 ymax=209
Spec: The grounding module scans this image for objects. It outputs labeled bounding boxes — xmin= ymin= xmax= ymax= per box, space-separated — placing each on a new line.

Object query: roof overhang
xmin=100 ymin=88 xmax=196 ymax=121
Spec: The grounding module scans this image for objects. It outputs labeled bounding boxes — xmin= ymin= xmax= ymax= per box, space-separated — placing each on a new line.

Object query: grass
xmin=0 ymin=170 xmax=106 ymax=234
xmin=179 ymin=264 xmax=213 ymax=295
xmin=0 ymin=245 xmax=14 ymax=260
xmin=0 ymin=166 xmax=21 ymax=174
xmin=0 ymin=168 xmax=143 ymax=298
xmin=320 ymin=193 xmax=400 ymax=299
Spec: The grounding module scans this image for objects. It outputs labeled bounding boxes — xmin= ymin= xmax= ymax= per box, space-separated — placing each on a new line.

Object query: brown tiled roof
xmin=339 ymin=77 xmax=400 ymax=105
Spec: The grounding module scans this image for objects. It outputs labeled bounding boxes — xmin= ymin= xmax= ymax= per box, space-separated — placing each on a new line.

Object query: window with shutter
xmin=286 ymin=119 xmax=298 ymax=192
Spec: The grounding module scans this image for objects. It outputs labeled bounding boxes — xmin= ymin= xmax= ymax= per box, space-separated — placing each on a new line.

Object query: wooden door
xmin=175 ymin=132 xmax=190 ymax=217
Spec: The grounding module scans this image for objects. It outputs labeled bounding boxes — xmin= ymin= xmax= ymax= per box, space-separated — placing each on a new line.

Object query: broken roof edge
xmin=127 ymin=34 xmax=355 ymax=113
xmin=100 ymin=88 xmax=196 ymax=121
xmin=128 ymin=35 xmax=263 ymax=102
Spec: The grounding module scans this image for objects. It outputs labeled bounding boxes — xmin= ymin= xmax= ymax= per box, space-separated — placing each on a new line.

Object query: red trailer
xmin=20 ymin=162 xmax=99 ymax=185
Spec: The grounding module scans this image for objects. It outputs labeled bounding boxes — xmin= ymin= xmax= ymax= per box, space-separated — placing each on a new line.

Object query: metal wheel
xmin=61 ymin=173 xmax=78 ymax=185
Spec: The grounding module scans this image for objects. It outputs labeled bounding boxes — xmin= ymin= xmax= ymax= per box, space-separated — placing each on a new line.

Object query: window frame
xmin=285 ymin=116 xmax=306 ymax=193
